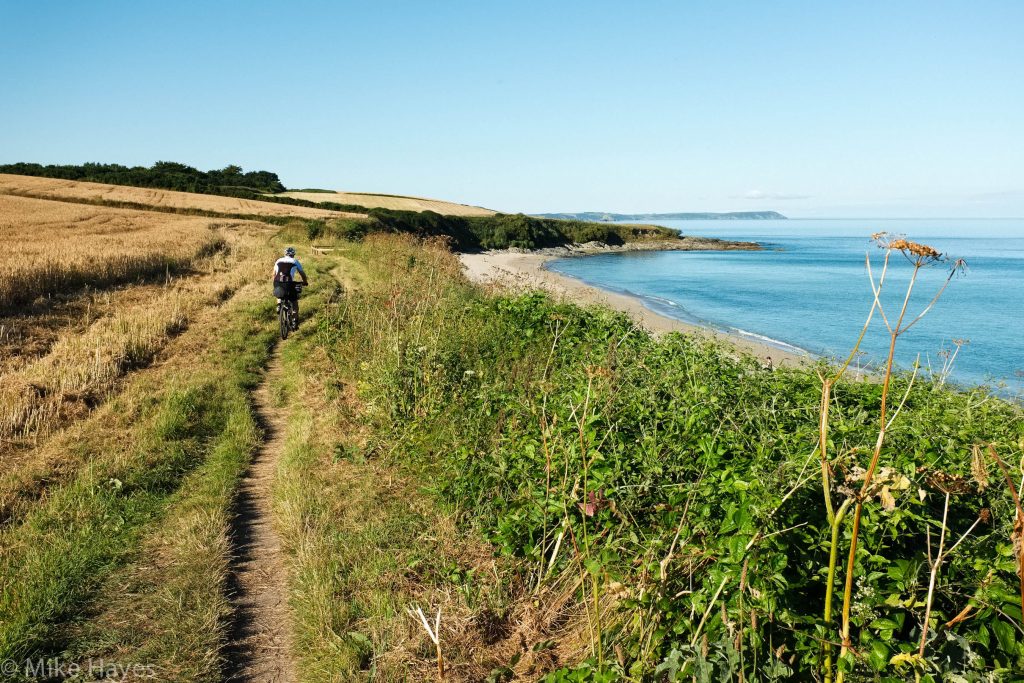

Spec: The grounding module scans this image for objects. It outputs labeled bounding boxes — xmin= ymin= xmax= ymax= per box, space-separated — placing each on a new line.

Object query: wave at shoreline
xmin=545 ymin=261 xmax=813 ymax=358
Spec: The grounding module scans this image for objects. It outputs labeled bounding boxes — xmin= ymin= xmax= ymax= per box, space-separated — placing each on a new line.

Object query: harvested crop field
xmin=0 ymin=185 xmax=289 ymax=676
xmin=0 ymin=190 xmax=281 ymax=451
xmin=0 ymin=173 xmax=357 ymax=219
xmin=277 ymin=190 xmax=497 ymax=216
xmin=1 ymin=193 xmax=236 ymax=311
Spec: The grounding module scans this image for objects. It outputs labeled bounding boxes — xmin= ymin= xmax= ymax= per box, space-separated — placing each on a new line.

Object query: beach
xmin=460 ymin=249 xmax=808 ymax=367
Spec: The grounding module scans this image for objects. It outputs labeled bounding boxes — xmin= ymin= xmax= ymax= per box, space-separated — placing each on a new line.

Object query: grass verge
xmin=273 ymin=253 xmax=540 ymax=681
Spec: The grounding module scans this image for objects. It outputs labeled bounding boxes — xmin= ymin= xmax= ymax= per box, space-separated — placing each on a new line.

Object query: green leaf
xmin=868 ymin=640 xmax=890 ymax=672
xmin=992 ymin=619 xmax=1016 ymax=653
xmin=870 ymin=617 xmax=901 ymax=631
xmin=976 ymin=624 xmax=990 ymax=648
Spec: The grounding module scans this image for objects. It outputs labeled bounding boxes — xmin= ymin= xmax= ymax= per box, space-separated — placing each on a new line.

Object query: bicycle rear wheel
xmin=279 ymin=302 xmax=290 ymax=340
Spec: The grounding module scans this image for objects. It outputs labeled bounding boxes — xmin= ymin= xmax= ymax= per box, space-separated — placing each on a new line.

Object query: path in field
xmin=223 ymin=349 xmax=297 ymax=682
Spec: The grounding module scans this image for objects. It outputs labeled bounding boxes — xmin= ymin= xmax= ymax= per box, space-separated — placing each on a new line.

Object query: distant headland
xmin=535 ymin=211 xmax=787 ymax=221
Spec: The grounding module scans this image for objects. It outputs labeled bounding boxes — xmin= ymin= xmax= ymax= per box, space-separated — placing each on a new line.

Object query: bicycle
xmin=277 ymin=283 xmax=304 ymax=340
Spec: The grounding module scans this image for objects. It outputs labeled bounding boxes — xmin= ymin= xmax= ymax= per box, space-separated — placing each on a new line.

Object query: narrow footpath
xmin=223 ymin=349 xmax=297 ymax=682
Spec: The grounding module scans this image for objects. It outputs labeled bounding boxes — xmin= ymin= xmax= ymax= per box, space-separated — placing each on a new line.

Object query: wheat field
xmin=277 ymin=190 xmax=497 ymax=216
xmin=1 ymin=194 xmax=236 ymax=310
xmin=0 ymin=255 xmax=267 ymax=445
xmin=0 ymin=173 xmax=354 ymax=219
xmin=0 ymin=190 xmax=278 ymax=447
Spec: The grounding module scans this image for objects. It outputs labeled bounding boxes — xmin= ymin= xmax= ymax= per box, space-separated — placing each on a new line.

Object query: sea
xmin=546 ymin=219 xmax=1024 ymax=396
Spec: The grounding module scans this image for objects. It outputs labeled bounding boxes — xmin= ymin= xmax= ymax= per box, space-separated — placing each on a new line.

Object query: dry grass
xmin=0 ymin=253 xmax=270 ymax=447
xmin=0 ymin=268 xmax=269 ymax=524
xmin=277 ymin=190 xmax=497 ymax=216
xmin=0 ymin=282 xmax=168 ymax=376
xmin=0 ymin=194 xmax=235 ymax=311
xmin=0 ymin=173 xmax=350 ymax=219
xmin=0 ymin=187 xmax=279 ymax=511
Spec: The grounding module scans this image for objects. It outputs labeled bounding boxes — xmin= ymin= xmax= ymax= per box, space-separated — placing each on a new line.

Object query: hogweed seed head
xmin=871 ymin=232 xmax=950 ymax=266
xmin=886 ymin=238 xmax=941 ymax=260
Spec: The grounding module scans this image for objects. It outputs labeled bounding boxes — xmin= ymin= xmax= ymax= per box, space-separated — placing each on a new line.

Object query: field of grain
xmin=277 ymin=189 xmax=497 ymax=216
xmin=0 ymin=253 xmax=270 ymax=447
xmin=0 ymin=191 xmax=283 ymax=447
xmin=1 ymin=193 xmax=235 ymax=311
xmin=0 ymin=173 xmax=354 ymax=219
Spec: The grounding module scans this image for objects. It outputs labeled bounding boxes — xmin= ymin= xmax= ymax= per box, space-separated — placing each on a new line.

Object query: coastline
xmin=526 ymin=235 xmax=762 ymax=255
xmin=460 ymin=244 xmax=809 ymax=368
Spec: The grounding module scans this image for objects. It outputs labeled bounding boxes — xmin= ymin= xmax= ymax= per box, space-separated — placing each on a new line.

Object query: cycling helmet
xmin=284 ymin=247 xmax=296 ymax=257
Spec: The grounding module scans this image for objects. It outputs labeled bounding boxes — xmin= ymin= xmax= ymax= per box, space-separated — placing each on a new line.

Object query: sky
xmin=2 ymin=1 xmax=1022 ymax=218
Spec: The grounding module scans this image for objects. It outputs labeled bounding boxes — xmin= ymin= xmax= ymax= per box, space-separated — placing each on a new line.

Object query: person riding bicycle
xmin=273 ymin=247 xmax=309 ymax=328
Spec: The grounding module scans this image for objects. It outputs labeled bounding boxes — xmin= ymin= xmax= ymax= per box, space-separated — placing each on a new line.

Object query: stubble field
xmin=276 ymin=189 xmax=497 ymax=216
xmin=0 ymin=172 xmax=355 ymax=219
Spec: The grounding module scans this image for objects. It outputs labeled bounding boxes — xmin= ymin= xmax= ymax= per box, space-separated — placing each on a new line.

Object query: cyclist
xmin=272 ymin=247 xmax=309 ymax=329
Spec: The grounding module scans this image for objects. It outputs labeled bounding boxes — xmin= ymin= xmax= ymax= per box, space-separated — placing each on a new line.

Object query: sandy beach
xmin=460 ymin=249 xmax=808 ymax=367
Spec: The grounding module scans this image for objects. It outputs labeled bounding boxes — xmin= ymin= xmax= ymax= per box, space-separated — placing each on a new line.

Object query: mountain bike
xmin=277 ymin=283 xmax=304 ymax=340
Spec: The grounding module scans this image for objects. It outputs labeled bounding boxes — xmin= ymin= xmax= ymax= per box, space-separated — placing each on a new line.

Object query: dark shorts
xmin=274 ymin=282 xmax=298 ymax=300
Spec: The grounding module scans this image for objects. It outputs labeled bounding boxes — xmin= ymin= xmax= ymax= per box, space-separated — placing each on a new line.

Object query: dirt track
xmin=223 ymin=350 xmax=297 ymax=682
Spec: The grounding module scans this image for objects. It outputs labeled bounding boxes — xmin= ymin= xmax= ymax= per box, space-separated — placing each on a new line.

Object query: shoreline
xmin=524 ymin=235 xmax=761 ymax=256
xmin=459 ymin=246 xmax=809 ymax=368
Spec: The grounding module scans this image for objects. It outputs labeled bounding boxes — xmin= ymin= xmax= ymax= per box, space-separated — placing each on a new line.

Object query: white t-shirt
xmin=273 ymin=256 xmax=306 ymax=282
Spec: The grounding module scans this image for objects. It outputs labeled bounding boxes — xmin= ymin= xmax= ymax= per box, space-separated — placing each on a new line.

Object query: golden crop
xmin=0 ymin=173 xmax=347 ymax=219
xmin=0 ymin=193 xmax=275 ymax=444
xmin=277 ymin=190 xmax=497 ymax=216
xmin=0 ymin=194 xmax=229 ymax=311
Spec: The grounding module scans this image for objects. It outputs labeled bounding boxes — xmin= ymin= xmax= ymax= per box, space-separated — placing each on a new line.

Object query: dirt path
xmin=223 ymin=349 xmax=297 ymax=682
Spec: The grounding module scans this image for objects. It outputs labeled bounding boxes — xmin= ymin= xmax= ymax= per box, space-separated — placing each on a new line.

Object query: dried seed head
xmin=925 ymin=470 xmax=973 ymax=494
xmin=887 ymin=238 xmax=942 ymax=260
xmin=872 ymin=232 xmax=947 ymax=265
xmin=971 ymin=444 xmax=989 ymax=491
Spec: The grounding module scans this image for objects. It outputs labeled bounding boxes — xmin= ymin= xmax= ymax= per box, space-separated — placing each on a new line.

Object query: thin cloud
xmin=739 ymin=190 xmax=811 ymax=201
xmin=966 ymin=189 xmax=1024 ymax=201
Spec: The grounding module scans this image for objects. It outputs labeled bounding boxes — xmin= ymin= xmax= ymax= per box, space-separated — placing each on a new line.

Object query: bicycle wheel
xmin=279 ymin=301 xmax=290 ymax=340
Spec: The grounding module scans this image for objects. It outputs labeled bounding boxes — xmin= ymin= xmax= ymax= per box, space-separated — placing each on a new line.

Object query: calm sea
xmin=547 ymin=219 xmax=1024 ymax=394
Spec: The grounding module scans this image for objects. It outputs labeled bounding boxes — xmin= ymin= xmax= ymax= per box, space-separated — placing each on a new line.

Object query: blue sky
xmin=2 ymin=1 xmax=1021 ymax=217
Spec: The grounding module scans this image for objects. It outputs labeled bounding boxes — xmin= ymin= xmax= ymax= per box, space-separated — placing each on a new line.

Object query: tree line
xmin=1 ymin=160 xmax=678 ymax=251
